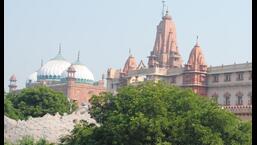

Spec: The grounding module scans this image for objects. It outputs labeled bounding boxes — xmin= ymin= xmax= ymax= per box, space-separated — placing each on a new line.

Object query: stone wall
xmin=4 ymin=108 xmax=97 ymax=144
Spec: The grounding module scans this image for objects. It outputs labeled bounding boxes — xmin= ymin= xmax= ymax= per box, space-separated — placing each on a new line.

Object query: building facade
xmin=106 ymin=9 xmax=252 ymax=120
xmin=9 ymin=48 xmax=106 ymax=106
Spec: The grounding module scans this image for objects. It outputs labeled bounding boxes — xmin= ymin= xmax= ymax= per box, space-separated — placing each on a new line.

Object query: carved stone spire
xmin=186 ymin=36 xmax=207 ymax=71
xmin=148 ymin=3 xmax=182 ymax=69
xmin=123 ymin=53 xmax=137 ymax=75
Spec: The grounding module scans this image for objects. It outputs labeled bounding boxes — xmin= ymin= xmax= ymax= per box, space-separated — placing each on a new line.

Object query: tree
xmin=60 ymin=81 xmax=252 ymax=145
xmin=4 ymin=93 xmax=21 ymax=120
xmin=4 ymin=136 xmax=55 ymax=145
xmin=4 ymin=85 xmax=77 ymax=120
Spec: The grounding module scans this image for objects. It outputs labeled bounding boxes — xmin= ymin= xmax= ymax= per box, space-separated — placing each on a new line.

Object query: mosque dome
xmin=37 ymin=48 xmax=71 ymax=80
xmin=26 ymin=71 xmax=37 ymax=83
xmin=62 ymin=64 xmax=95 ymax=82
xmin=61 ymin=52 xmax=95 ymax=83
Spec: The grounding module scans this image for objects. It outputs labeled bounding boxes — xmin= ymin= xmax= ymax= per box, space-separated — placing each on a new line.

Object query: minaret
xmin=9 ymin=74 xmax=17 ymax=92
xmin=148 ymin=2 xmax=183 ymax=69
xmin=97 ymin=73 xmax=105 ymax=87
xmin=66 ymin=65 xmax=76 ymax=103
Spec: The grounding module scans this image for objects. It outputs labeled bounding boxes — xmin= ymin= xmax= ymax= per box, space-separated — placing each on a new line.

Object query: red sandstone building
xmin=9 ymin=49 xmax=105 ymax=106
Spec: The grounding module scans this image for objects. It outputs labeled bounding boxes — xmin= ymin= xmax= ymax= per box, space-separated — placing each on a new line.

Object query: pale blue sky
xmin=4 ymin=0 xmax=252 ymax=90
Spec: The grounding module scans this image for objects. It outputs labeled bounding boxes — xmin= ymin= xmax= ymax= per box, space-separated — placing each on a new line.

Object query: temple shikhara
xmin=106 ymin=7 xmax=252 ymax=120
xmin=8 ymin=3 xmax=251 ymax=120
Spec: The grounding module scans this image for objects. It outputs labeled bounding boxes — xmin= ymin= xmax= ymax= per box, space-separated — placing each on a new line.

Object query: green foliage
xmin=5 ymin=136 xmax=55 ymax=145
xmin=4 ymin=93 xmax=21 ymax=120
xmin=60 ymin=81 xmax=251 ymax=145
xmin=60 ymin=121 xmax=97 ymax=145
xmin=4 ymin=86 xmax=77 ymax=120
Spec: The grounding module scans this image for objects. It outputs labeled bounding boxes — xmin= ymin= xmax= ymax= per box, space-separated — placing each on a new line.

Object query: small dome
xmin=62 ymin=64 xmax=94 ymax=81
xmin=68 ymin=65 xmax=76 ymax=72
xmin=9 ymin=74 xmax=16 ymax=81
xmin=27 ymin=71 xmax=37 ymax=83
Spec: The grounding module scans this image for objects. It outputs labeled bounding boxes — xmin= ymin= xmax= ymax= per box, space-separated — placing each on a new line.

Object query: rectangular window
xmin=213 ymin=75 xmax=219 ymax=82
xmin=237 ymin=96 xmax=243 ymax=105
xmin=225 ymin=96 xmax=230 ymax=105
xmin=237 ymin=72 xmax=244 ymax=81
xmin=224 ymin=73 xmax=231 ymax=82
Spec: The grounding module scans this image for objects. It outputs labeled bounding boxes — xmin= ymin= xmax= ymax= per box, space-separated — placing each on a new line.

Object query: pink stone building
xmin=106 ymin=8 xmax=252 ymax=120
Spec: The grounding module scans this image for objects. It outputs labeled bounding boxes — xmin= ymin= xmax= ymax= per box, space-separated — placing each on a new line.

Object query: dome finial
xmin=102 ymin=73 xmax=105 ymax=80
xmin=41 ymin=59 xmax=43 ymax=67
xmin=77 ymin=51 xmax=80 ymax=61
xmin=58 ymin=43 xmax=62 ymax=54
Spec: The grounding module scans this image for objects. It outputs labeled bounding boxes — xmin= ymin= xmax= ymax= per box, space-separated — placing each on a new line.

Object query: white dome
xmin=27 ymin=71 xmax=37 ymax=83
xmin=38 ymin=59 xmax=71 ymax=77
xmin=37 ymin=51 xmax=72 ymax=79
xmin=62 ymin=64 xmax=94 ymax=81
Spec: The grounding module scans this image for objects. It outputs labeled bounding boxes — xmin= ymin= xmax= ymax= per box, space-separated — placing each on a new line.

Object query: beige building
xmin=107 ymin=9 xmax=252 ymax=120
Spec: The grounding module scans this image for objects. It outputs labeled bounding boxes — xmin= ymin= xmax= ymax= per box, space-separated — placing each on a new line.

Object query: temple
xmin=106 ymin=5 xmax=252 ymax=120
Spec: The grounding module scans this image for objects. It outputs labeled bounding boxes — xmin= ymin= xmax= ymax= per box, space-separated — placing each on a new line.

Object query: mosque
xmin=106 ymin=6 xmax=252 ymax=120
xmin=8 ymin=47 xmax=105 ymax=106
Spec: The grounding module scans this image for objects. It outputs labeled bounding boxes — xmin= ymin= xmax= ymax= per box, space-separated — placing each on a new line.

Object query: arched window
xmin=224 ymin=92 xmax=231 ymax=106
xmin=236 ymin=91 xmax=243 ymax=105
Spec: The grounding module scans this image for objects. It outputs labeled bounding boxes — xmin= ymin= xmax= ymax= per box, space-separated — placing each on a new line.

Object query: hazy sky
xmin=4 ymin=0 xmax=252 ymax=90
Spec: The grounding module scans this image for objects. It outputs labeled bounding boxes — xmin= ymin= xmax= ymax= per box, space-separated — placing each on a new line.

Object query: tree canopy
xmin=5 ymin=136 xmax=55 ymax=145
xmin=4 ymin=85 xmax=77 ymax=120
xmin=60 ymin=81 xmax=252 ymax=145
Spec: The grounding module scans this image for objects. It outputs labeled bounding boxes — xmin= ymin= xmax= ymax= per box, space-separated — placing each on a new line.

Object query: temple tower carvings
xmin=148 ymin=9 xmax=183 ymax=69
